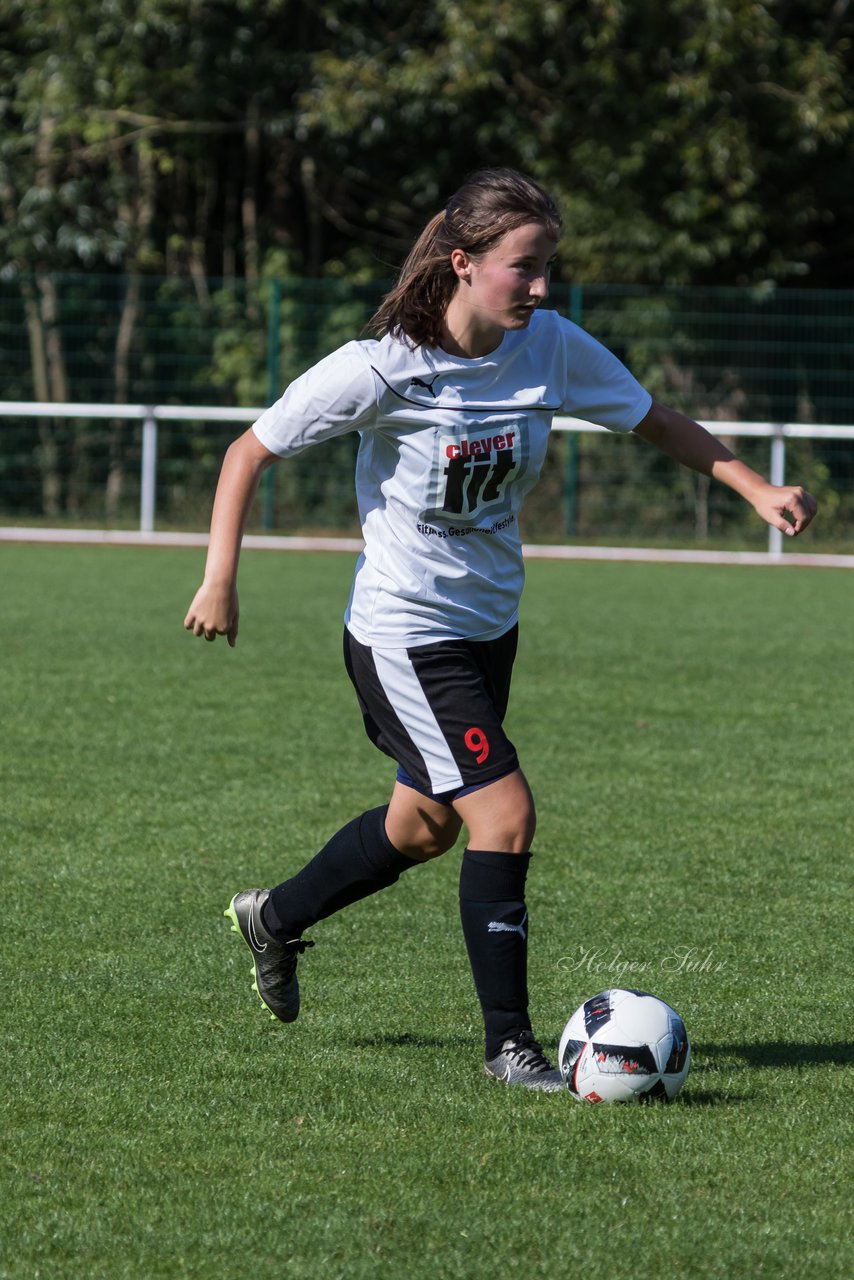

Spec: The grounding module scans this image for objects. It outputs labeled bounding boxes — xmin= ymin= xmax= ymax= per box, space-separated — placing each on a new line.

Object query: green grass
xmin=2 ymin=545 xmax=852 ymax=1279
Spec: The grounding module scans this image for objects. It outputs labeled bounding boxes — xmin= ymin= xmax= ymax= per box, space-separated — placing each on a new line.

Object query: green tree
xmin=294 ymin=0 xmax=854 ymax=286
xmin=1 ymin=1 xmax=852 ymax=527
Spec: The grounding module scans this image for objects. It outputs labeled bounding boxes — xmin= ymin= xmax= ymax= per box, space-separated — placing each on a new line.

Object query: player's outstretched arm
xmin=184 ymin=428 xmax=279 ymax=646
xmin=633 ymin=401 xmax=817 ymax=537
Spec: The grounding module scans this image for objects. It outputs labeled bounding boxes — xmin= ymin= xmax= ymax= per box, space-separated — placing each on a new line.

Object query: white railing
xmin=2 ymin=400 xmax=852 ymax=557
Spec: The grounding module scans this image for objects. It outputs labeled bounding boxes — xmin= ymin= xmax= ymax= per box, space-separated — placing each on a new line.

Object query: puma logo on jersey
xmin=487 ymin=911 xmax=528 ymax=940
xmin=409 ymin=374 xmax=441 ymax=397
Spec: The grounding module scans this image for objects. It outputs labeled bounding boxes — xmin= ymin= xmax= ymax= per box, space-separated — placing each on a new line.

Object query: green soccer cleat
xmin=224 ymin=889 xmax=314 ymax=1023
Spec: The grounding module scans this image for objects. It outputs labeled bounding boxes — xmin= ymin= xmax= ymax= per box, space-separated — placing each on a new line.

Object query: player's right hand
xmin=183 ymin=582 xmax=239 ymax=647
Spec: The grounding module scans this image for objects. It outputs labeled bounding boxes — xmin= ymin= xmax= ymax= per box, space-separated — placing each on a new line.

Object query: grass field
xmin=2 ymin=545 xmax=852 ymax=1280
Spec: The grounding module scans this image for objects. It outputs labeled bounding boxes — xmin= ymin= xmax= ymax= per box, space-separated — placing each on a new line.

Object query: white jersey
xmin=252 ymin=309 xmax=651 ymax=647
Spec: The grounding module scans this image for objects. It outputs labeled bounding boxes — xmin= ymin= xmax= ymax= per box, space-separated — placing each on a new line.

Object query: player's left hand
xmin=752 ymin=484 xmax=817 ymax=537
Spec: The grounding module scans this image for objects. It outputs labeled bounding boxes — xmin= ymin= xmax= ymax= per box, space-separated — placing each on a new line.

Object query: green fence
xmin=1 ymin=274 xmax=852 ymax=548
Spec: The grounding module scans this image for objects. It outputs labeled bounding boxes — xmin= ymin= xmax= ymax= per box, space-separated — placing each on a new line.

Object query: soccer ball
xmin=558 ymin=988 xmax=691 ymax=1103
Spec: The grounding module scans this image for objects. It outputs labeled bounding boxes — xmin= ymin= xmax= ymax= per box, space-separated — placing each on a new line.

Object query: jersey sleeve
xmin=252 ymin=341 xmax=378 ymax=457
xmin=555 ymin=315 xmax=652 ymax=433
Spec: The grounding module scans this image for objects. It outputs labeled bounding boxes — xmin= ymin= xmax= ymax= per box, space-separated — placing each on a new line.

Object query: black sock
xmin=459 ymin=848 xmax=533 ymax=1059
xmin=263 ymin=806 xmax=418 ymax=939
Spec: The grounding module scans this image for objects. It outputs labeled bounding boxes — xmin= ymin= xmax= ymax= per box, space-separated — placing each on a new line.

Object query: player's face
xmin=444 ymin=222 xmax=558 ymax=356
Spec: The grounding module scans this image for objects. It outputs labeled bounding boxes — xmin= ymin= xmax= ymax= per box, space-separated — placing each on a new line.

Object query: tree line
xmin=0 ymin=1 xmax=852 ymax=533
xmin=2 ymin=1 xmax=852 ymax=295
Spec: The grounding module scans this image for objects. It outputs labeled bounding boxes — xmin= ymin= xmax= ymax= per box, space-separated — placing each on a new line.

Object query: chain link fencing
xmin=1 ymin=274 xmax=852 ymax=550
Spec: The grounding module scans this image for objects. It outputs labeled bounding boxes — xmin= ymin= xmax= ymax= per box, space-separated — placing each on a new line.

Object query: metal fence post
xmin=768 ymin=424 xmax=786 ymax=557
xmin=140 ymin=408 xmax=158 ymax=533
xmin=261 ymin=278 xmax=282 ymax=530
xmin=564 ymin=431 xmax=579 ymax=537
xmin=563 ymin=286 xmax=584 ymax=535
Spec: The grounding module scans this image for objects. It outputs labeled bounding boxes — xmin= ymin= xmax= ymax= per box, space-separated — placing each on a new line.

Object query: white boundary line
xmin=0 ymin=527 xmax=365 ymax=553
xmin=1 ymin=525 xmax=852 ymax=568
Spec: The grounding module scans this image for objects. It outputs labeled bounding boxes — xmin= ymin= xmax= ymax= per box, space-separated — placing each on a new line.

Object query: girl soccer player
xmin=184 ymin=168 xmax=816 ymax=1089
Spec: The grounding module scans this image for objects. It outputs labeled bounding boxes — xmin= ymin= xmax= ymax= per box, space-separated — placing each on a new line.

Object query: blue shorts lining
xmin=395 ymin=763 xmax=513 ymax=806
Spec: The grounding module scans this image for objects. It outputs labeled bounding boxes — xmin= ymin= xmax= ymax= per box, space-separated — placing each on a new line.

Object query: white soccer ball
xmin=558 ymin=988 xmax=691 ymax=1103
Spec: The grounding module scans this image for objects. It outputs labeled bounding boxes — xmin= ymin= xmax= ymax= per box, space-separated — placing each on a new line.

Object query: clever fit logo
xmin=442 ymin=431 xmax=517 ymax=515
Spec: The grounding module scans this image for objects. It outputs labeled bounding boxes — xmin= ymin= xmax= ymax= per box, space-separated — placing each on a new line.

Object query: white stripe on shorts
xmin=371 ymin=647 xmax=464 ymax=794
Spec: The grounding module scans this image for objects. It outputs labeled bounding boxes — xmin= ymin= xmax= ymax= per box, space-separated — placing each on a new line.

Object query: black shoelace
xmin=505 ymin=1031 xmax=553 ymax=1074
xmin=278 ymin=937 xmax=314 ymax=974
xmin=284 ymin=938 xmax=315 ymax=954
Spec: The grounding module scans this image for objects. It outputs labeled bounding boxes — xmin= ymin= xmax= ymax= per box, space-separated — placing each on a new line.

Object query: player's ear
xmin=450 ymin=248 xmax=472 ymax=283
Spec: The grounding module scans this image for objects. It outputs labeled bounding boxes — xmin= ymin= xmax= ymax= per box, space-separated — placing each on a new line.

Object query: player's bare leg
xmin=385 ymin=781 xmax=462 ymax=860
xmin=452 ymin=768 xmax=536 ymax=853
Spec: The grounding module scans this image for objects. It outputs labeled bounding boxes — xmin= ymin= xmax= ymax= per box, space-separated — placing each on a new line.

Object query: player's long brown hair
xmin=368 ymin=168 xmax=562 ymax=349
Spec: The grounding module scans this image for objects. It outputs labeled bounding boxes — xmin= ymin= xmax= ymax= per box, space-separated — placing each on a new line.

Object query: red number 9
xmin=464 ymin=726 xmax=490 ymax=765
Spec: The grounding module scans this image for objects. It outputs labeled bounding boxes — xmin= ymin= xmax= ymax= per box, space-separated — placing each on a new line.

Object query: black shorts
xmin=343 ymin=625 xmax=520 ymax=804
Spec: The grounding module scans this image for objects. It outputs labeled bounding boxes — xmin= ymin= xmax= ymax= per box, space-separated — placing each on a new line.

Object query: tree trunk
xmin=301 ymin=154 xmax=323 ymax=278
xmin=20 ymin=277 xmax=67 ymax=518
xmin=107 ymin=145 xmax=156 ymax=521
xmin=190 ymin=156 xmax=213 ymax=311
xmin=106 ymin=273 xmax=142 ymax=519
xmin=243 ymin=98 xmax=261 ymax=324
xmin=693 ymin=473 xmax=710 ymax=541
xmin=223 ymin=170 xmax=238 ymax=284
xmin=19 ymin=280 xmax=50 ymax=402
xmin=24 ymin=108 xmax=71 ymax=517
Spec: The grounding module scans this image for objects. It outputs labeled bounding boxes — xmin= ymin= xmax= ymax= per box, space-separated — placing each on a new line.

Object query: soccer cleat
xmin=224 ymin=889 xmax=314 ymax=1023
xmin=484 ymin=1030 xmax=565 ymax=1091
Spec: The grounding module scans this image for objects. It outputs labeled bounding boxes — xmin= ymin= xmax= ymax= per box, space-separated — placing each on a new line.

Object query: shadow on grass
xmin=346 ymin=1036 xmax=850 ymax=1108
xmin=353 ymin=1035 xmax=854 ymax=1065
xmin=352 ymin=1031 xmax=475 ymax=1050
xmin=697 ymin=1041 xmax=854 ymax=1069
xmin=677 ymin=1090 xmax=749 ymax=1106
xmin=677 ymin=1041 xmax=853 ymax=1106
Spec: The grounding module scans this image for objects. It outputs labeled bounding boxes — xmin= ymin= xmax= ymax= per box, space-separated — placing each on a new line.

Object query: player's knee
xmin=386 ymin=808 xmax=462 ymax=861
xmin=454 ymin=771 xmax=536 ymax=854
xmin=494 ymin=803 xmax=536 ymax=853
xmin=416 ymin=826 xmax=462 ymax=859
xmin=518 ymin=800 xmax=537 ymax=850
